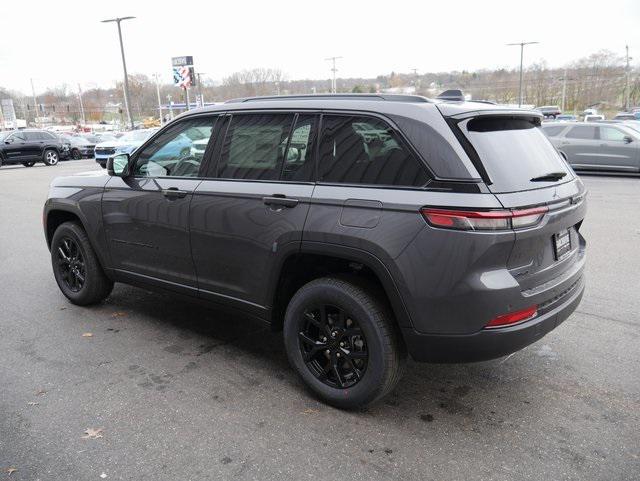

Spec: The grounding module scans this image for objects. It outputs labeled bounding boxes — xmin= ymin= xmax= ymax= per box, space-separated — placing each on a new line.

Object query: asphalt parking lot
xmin=0 ymin=159 xmax=638 ymax=481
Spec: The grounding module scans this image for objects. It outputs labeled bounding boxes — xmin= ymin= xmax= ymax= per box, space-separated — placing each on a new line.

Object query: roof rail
xmin=225 ymin=93 xmax=431 ymax=104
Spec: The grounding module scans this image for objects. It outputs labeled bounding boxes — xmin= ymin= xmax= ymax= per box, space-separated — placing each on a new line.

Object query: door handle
xmin=162 ymin=187 xmax=188 ymax=199
xmin=262 ymin=195 xmax=299 ymax=208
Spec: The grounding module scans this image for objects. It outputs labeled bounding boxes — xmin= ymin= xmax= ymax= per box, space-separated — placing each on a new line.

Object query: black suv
xmin=43 ymin=95 xmax=587 ymax=408
xmin=0 ymin=129 xmax=64 ymax=167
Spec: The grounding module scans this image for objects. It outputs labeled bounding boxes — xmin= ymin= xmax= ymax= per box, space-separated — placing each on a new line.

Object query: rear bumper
xmin=402 ymin=274 xmax=585 ymax=363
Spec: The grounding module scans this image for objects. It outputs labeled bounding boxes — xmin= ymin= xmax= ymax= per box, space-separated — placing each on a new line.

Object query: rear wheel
xmin=43 ymin=149 xmax=59 ymax=166
xmin=283 ymin=276 xmax=405 ymax=409
xmin=22 ymin=161 xmax=36 ymax=167
xmin=51 ymin=222 xmax=113 ymax=305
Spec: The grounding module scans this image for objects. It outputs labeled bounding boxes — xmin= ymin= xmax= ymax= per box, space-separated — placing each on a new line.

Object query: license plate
xmin=553 ymin=229 xmax=572 ymax=260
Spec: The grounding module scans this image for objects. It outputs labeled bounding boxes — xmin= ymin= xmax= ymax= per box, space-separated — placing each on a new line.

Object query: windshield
xmin=462 ymin=116 xmax=573 ymax=193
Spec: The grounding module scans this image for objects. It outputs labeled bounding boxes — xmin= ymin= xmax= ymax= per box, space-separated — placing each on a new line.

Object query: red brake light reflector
xmin=485 ymin=305 xmax=538 ymax=329
xmin=421 ymin=206 xmax=547 ymax=231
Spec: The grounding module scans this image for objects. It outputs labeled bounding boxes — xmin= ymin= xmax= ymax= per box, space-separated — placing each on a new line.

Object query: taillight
xmin=485 ymin=305 xmax=538 ymax=329
xmin=421 ymin=206 xmax=547 ymax=231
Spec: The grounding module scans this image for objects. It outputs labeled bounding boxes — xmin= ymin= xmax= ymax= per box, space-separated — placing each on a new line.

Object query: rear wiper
xmin=530 ymin=172 xmax=567 ymax=182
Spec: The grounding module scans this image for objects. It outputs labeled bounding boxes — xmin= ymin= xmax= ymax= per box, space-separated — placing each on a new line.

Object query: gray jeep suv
xmin=43 ymin=94 xmax=587 ymax=408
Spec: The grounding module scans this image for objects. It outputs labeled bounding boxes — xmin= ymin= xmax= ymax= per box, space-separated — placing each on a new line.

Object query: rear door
xmin=102 ymin=116 xmax=217 ymax=294
xmin=596 ymin=125 xmax=640 ymax=172
xmin=456 ymin=113 xmax=586 ymax=291
xmin=190 ymin=112 xmax=317 ymax=313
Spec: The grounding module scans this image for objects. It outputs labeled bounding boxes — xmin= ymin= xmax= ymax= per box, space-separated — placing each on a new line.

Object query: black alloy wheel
xmin=299 ymin=304 xmax=368 ymax=389
xmin=56 ymin=236 xmax=86 ymax=292
xmin=72 ymin=149 xmax=82 ymax=160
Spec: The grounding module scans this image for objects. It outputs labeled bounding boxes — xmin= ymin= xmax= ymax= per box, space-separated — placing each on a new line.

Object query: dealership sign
xmin=172 ymin=56 xmax=195 ymax=89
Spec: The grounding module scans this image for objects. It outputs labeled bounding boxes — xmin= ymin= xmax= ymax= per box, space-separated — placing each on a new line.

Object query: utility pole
xmin=196 ymin=72 xmax=205 ymax=107
xmin=410 ymin=68 xmax=420 ymax=92
xmin=558 ymin=69 xmax=575 ymax=112
xmin=153 ymin=74 xmax=163 ymax=125
xmin=102 ymin=16 xmax=136 ymax=129
xmin=507 ymin=41 xmax=539 ymax=107
xmin=625 ymin=45 xmax=632 ymax=111
xmin=30 ymin=78 xmax=38 ymax=124
xmin=325 ymin=56 xmax=343 ymax=93
xmin=167 ymin=94 xmax=174 ymax=120
xmin=77 ymin=83 xmax=86 ymax=126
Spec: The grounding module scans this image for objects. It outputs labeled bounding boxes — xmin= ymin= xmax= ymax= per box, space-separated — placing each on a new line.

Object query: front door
xmin=3 ymin=131 xmax=31 ymax=161
xmin=102 ymin=116 xmax=217 ymax=294
xmin=190 ymin=113 xmax=317 ymax=312
xmin=596 ymin=125 xmax=640 ymax=171
xmin=560 ymin=124 xmax=600 ymax=169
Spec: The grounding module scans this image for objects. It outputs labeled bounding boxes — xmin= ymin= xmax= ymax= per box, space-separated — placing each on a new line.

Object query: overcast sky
xmin=1 ymin=0 xmax=638 ymax=94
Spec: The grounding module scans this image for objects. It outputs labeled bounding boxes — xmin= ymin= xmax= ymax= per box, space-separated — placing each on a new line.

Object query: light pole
xmin=77 ymin=83 xmax=86 ymax=125
xmin=325 ymin=56 xmax=343 ymax=93
xmin=625 ymin=45 xmax=633 ymax=111
xmin=507 ymin=41 xmax=539 ymax=107
xmin=102 ymin=16 xmax=136 ymax=129
xmin=153 ymin=73 xmax=163 ymax=125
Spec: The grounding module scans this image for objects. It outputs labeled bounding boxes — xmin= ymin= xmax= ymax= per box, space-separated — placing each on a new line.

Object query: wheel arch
xmin=45 ymin=206 xmax=112 ymax=277
xmin=268 ymin=242 xmax=412 ymax=332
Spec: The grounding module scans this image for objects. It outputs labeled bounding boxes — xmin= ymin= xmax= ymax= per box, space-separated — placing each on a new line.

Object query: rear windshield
xmin=462 ymin=116 xmax=572 ymax=193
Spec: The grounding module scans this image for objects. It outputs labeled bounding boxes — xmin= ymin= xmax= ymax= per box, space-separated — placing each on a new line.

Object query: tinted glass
xmin=10 ymin=132 xmax=26 ymax=141
xmin=217 ymin=114 xmax=294 ymax=181
xmin=24 ymin=132 xmax=41 ymax=141
xmin=599 ymin=126 xmax=627 ymax=142
xmin=133 ymin=117 xmax=216 ymax=178
xmin=463 ymin=117 xmax=572 ymax=193
xmin=566 ymin=125 xmax=597 ymax=139
xmin=542 ymin=125 xmax=565 ymax=137
xmin=318 ymin=115 xmax=428 ymax=187
xmin=282 ymin=115 xmax=317 ymax=182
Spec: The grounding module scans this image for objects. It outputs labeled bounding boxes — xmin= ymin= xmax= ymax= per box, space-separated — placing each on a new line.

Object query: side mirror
xmin=107 ymin=153 xmax=130 ymax=177
xmin=624 ymin=136 xmax=633 ymax=144
xmin=4 ymin=138 xmax=13 ymax=144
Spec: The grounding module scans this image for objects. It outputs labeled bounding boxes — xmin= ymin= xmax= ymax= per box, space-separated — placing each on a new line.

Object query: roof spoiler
xmin=437 ymin=89 xmax=465 ymax=101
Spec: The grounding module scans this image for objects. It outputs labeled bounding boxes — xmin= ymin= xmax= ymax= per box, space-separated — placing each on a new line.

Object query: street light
xmin=325 ymin=56 xmax=343 ymax=93
xmin=507 ymin=41 xmax=539 ymax=107
xmin=102 ymin=16 xmax=136 ymax=129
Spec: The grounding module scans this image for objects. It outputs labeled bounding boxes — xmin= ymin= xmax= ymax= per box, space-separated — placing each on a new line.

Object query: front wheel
xmin=283 ymin=276 xmax=405 ymax=409
xmin=43 ymin=149 xmax=59 ymax=166
xmin=71 ymin=149 xmax=82 ymax=160
xmin=51 ymin=221 xmax=113 ymax=305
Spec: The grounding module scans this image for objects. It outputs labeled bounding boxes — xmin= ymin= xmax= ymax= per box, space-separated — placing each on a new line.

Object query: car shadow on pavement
xmin=92 ymin=284 xmax=548 ymax=429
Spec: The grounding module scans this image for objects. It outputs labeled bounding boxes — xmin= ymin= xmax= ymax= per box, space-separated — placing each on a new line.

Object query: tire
xmin=71 ymin=149 xmax=82 ymax=160
xmin=51 ymin=221 xmax=113 ymax=305
xmin=43 ymin=149 xmax=59 ymax=166
xmin=22 ymin=161 xmax=36 ymax=167
xmin=283 ymin=276 xmax=406 ymax=409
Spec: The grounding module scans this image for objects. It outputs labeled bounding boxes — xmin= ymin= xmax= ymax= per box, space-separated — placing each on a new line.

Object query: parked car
xmin=584 ymin=114 xmax=605 ymax=122
xmin=94 ymin=129 xmax=158 ymax=168
xmin=613 ymin=113 xmax=638 ymax=121
xmin=0 ymin=129 xmax=64 ymax=168
xmin=542 ymin=121 xmax=639 ymax=172
xmin=556 ymin=114 xmax=577 ymax=122
xmin=535 ymin=105 xmax=562 ymax=119
xmin=58 ymin=134 xmax=96 ymax=159
xmin=44 ymin=95 xmax=586 ymax=408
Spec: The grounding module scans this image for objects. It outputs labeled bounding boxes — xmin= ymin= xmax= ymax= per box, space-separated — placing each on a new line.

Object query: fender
xmin=266 ymin=240 xmax=414 ymax=329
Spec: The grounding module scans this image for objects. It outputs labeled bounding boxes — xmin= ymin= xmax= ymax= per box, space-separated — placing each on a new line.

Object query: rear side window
xmin=462 ymin=116 xmax=572 ymax=193
xmin=318 ymin=115 xmax=428 ymax=187
xmin=599 ymin=126 xmax=627 ymax=142
xmin=24 ymin=132 xmax=41 ymax=141
xmin=218 ymin=114 xmax=294 ymax=181
xmin=541 ymin=125 xmax=565 ymax=137
xmin=566 ymin=125 xmax=597 ymax=139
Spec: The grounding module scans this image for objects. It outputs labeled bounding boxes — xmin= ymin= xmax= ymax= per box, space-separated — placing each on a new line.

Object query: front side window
xmin=566 ymin=125 xmax=597 ymax=139
xmin=217 ymin=114 xmax=294 ymax=181
xmin=133 ymin=118 xmax=216 ymax=178
xmin=318 ymin=115 xmax=428 ymax=187
xmin=599 ymin=126 xmax=627 ymax=142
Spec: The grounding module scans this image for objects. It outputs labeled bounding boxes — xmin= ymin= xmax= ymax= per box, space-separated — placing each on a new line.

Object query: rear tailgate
xmin=443 ymin=107 xmax=587 ymax=291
